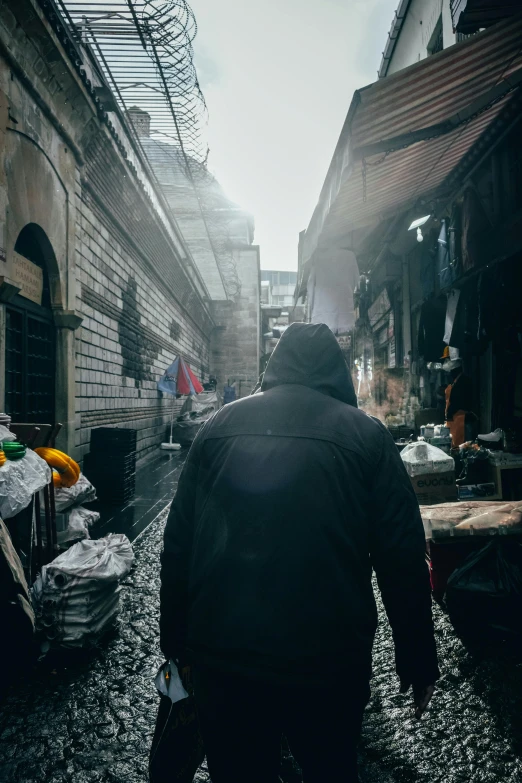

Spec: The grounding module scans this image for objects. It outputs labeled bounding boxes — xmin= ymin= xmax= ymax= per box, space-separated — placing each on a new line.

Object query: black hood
xmin=261 ymin=323 xmax=357 ymax=407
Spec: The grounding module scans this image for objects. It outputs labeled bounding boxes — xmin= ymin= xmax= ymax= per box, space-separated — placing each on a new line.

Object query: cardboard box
xmin=411 ymin=471 xmax=457 ymax=506
xmin=458 ymin=483 xmax=497 ymax=501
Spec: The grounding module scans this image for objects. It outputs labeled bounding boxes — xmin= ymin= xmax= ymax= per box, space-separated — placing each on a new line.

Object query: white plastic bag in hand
xmin=154 ymin=660 xmax=189 ymax=704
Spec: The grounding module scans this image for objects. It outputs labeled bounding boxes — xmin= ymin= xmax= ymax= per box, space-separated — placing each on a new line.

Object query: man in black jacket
xmin=160 ymin=323 xmax=439 ymax=783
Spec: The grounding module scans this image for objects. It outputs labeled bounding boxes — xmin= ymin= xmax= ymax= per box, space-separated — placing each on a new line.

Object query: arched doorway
xmin=5 ymin=224 xmax=56 ymax=423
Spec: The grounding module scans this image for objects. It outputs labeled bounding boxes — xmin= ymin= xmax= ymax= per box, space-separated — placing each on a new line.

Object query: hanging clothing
xmin=419 ymin=244 xmax=436 ymax=300
xmin=443 ymin=290 xmax=461 ymax=346
xmin=438 ymin=219 xmax=457 ymax=289
xmin=418 ymin=297 xmax=446 ymax=362
xmin=461 ymin=188 xmax=489 ymax=273
xmin=448 ymin=203 xmax=462 ymax=279
xmin=308 ymin=249 xmax=359 ymax=335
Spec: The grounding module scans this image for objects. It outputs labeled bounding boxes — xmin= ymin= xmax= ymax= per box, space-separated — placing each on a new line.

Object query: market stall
xmin=157 ymin=355 xmax=218 ymax=448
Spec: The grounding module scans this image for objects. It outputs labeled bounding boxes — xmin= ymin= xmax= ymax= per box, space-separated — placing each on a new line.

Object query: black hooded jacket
xmin=160 ymin=323 xmax=439 ymax=688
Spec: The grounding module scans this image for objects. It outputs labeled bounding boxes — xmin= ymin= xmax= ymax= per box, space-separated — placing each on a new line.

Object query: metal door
xmin=5 ymin=301 xmax=56 ymax=423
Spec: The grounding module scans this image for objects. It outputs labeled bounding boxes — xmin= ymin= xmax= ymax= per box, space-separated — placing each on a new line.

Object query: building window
xmin=427 ymin=17 xmax=443 ymax=55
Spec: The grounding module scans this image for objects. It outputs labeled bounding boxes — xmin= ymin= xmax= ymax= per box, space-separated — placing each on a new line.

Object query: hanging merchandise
xmin=308 ymin=249 xmax=360 ymax=334
xmin=462 ymin=188 xmax=490 ymax=273
xmin=418 ymin=296 xmax=447 ymax=362
xmin=419 ymin=243 xmax=437 ymax=300
xmin=443 ymin=290 xmax=461 ymax=346
xmin=438 ymin=219 xmax=453 ymax=289
xmin=448 ymin=203 xmax=462 ymax=279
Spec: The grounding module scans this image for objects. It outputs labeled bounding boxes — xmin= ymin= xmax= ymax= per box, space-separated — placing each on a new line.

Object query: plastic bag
xmin=149 ymin=670 xmax=205 ymax=783
xmin=446 ymin=539 xmax=522 ymax=641
xmin=54 ymin=474 xmax=96 ymax=512
xmin=0 ymin=449 xmax=51 ymax=519
xmin=155 ymin=660 xmax=189 ymax=704
xmin=180 ymin=392 xmax=219 ymax=419
xmin=401 ymin=442 xmax=454 ymax=477
xmin=0 ymin=425 xmax=16 ymax=442
xmin=56 ymin=506 xmax=101 ymax=545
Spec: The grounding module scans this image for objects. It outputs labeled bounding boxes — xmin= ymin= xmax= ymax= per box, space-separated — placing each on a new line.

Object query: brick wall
xmin=73 ymin=142 xmax=212 ymax=463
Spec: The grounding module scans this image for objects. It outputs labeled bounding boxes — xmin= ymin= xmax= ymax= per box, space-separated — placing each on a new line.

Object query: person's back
xmin=160 ymin=323 xmax=439 ymax=783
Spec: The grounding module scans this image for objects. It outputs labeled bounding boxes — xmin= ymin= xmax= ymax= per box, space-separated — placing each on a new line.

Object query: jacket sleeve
xmin=369 ymin=427 xmax=440 ymax=689
xmin=159 ymin=432 xmax=204 ymax=662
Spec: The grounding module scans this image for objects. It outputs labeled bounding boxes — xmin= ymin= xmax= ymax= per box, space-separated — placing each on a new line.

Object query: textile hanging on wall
xmin=449 ymin=203 xmax=462 ymax=279
xmin=438 ymin=219 xmax=459 ymax=289
xmin=309 ymin=249 xmax=359 ymax=334
xmin=418 ymin=296 xmax=446 ymax=362
xmin=462 ymin=188 xmax=489 ymax=272
xmin=419 ymin=243 xmax=437 ymax=300
xmin=444 ymin=289 xmax=461 ymax=346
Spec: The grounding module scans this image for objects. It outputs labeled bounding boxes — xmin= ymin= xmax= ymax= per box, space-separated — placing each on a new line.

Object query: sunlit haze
xmin=190 ymin=0 xmax=398 ymax=270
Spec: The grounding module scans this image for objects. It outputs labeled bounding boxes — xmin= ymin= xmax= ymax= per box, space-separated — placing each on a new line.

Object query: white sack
xmin=401 ymin=442 xmax=455 ymax=477
xmin=0 ymin=449 xmax=51 ymax=520
xmin=56 ymin=506 xmax=100 ymax=545
xmin=54 ymin=474 xmax=96 ymax=512
xmin=41 ymin=533 xmax=134 ymax=587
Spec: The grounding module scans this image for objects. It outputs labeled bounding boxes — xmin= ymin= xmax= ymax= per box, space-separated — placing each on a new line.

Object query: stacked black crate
xmin=84 ymin=428 xmax=137 ymax=504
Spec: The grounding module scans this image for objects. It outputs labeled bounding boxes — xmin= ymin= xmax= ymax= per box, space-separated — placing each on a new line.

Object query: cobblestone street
xmin=1 ymin=510 xmax=522 ymax=783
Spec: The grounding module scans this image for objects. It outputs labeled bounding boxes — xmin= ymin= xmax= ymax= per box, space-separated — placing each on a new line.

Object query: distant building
xmin=379 ymin=0 xmax=520 ymax=79
xmin=260 ymin=270 xmax=297 ymax=308
xmin=260 ymin=270 xmax=305 ymax=368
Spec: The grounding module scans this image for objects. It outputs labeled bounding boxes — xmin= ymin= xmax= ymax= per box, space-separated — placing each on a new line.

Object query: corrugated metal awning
xmin=302 ymin=13 xmax=522 ymax=274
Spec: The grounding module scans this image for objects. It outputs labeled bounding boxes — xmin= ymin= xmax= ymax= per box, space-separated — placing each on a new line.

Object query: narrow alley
xmin=2 ymin=0 xmax=522 ymax=781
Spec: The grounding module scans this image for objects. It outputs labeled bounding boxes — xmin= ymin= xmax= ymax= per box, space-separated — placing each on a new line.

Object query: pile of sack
xmin=53 ymin=473 xmax=99 ymax=546
xmin=32 ymin=534 xmax=134 ymax=648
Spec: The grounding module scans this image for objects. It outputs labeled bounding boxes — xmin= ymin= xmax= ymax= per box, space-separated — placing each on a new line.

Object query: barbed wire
xmin=55 ymin=0 xmax=241 ymax=299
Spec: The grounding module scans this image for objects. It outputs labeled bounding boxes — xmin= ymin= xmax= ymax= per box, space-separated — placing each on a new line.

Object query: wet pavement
xmin=1 ymin=457 xmax=522 ymax=782
xmin=90 ymin=449 xmax=186 ymax=542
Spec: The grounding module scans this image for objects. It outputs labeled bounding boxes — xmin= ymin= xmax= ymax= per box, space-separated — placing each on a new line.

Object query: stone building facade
xmin=131 ymin=114 xmax=261 ymax=399
xmin=0 ymin=0 xmax=217 ymax=463
xmin=211 ymin=245 xmax=261 ymax=398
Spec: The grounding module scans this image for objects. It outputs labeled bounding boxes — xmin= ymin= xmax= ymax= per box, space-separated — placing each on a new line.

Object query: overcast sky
xmin=190 ymin=0 xmax=398 ymax=271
